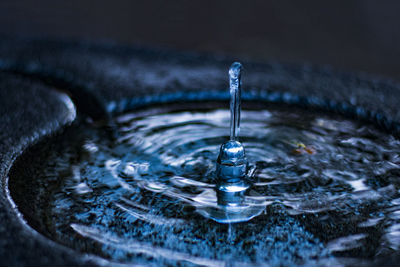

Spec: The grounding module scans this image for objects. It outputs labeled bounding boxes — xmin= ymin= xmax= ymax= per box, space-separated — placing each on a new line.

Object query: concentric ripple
xmin=10 ymin=102 xmax=400 ymax=266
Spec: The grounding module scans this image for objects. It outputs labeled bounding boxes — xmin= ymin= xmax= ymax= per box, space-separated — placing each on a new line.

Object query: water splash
xmin=217 ymin=62 xmax=248 ymax=184
xmin=216 ymin=62 xmax=247 ymax=184
xmin=208 ymin=62 xmax=265 ymax=223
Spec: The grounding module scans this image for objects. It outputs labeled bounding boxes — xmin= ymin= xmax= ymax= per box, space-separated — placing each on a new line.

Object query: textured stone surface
xmin=1 ymin=37 xmax=400 ymax=266
xmin=1 ymin=37 xmax=400 ymax=120
xmin=0 ymin=72 xmax=98 ymax=266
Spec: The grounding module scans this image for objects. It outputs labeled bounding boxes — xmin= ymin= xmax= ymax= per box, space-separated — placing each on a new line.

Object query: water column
xmin=216 ymin=62 xmax=250 ymax=208
xmin=216 ymin=62 xmax=248 ymax=182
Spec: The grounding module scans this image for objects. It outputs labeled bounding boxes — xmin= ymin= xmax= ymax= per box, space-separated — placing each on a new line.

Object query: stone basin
xmin=1 ymin=37 xmax=400 ymax=266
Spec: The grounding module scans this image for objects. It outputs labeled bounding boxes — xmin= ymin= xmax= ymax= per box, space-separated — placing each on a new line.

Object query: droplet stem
xmin=216 ymin=62 xmax=247 ymax=182
xmin=229 ymin=62 xmax=242 ymax=141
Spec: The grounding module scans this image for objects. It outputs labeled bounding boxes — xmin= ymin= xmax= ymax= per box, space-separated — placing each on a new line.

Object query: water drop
xmin=216 ymin=62 xmax=248 ymax=183
xmin=209 ymin=62 xmax=265 ymax=223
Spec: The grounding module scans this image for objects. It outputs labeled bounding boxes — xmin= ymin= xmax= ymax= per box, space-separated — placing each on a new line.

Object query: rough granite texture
xmin=1 ymin=36 xmax=400 ymax=266
xmin=0 ymin=72 xmax=102 ymax=266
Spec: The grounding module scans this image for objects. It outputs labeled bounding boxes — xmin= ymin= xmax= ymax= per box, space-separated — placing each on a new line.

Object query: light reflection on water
xmin=15 ymin=104 xmax=400 ymax=266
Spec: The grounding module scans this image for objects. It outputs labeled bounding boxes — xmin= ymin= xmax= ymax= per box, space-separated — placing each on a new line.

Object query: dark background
xmin=1 ymin=0 xmax=400 ymax=80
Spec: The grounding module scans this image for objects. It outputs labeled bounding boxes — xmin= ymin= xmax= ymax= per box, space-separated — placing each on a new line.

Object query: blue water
xmin=12 ymin=103 xmax=400 ymax=266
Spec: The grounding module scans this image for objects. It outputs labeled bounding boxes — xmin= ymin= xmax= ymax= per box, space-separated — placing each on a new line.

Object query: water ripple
xmin=23 ymin=103 xmax=400 ymax=265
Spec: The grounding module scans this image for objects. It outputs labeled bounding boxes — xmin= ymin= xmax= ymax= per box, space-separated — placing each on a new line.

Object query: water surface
xmin=11 ymin=102 xmax=400 ymax=266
